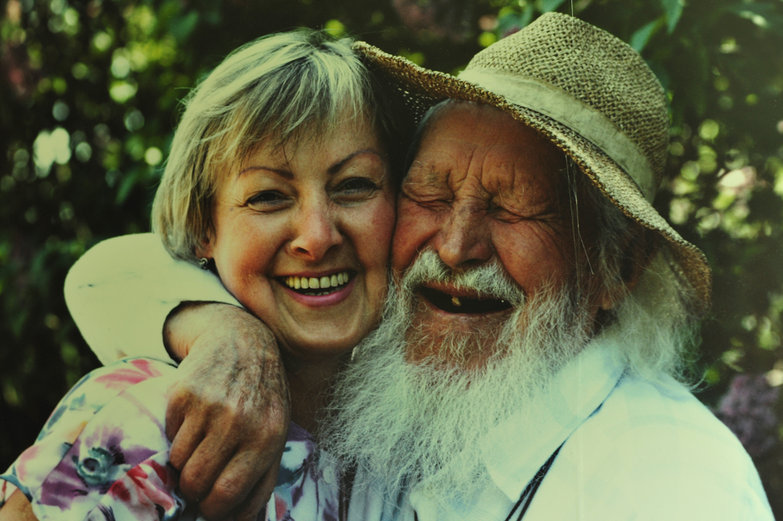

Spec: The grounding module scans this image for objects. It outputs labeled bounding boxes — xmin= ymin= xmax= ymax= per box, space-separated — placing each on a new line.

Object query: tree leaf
xmin=169 ymin=11 xmax=199 ymax=43
xmin=660 ymin=0 xmax=684 ymax=33
xmin=537 ymin=0 xmax=567 ymax=14
xmin=630 ymin=17 xmax=663 ymax=52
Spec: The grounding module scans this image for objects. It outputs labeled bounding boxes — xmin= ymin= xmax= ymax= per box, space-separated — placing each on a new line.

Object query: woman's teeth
xmin=284 ymin=272 xmax=351 ymax=291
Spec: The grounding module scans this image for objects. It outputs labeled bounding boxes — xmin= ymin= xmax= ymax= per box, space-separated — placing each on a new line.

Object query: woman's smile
xmin=200 ymin=113 xmax=395 ymax=359
xmin=279 ymin=270 xmax=357 ymax=306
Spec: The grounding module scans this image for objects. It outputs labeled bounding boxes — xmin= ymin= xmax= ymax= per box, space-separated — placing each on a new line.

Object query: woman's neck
xmin=283 ymin=353 xmax=348 ymax=435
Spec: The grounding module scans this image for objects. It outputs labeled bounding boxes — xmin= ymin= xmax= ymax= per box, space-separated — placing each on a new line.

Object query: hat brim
xmin=354 ymin=41 xmax=711 ymax=314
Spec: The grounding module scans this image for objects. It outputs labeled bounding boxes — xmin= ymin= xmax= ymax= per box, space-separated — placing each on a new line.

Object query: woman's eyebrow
xmin=327 ymin=148 xmax=384 ymax=175
xmin=238 ymin=165 xmax=293 ymax=179
xmin=238 ymin=148 xmax=384 ymax=178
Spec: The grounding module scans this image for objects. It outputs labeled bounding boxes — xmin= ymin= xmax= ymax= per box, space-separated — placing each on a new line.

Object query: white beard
xmin=319 ymin=250 xmax=594 ymax=503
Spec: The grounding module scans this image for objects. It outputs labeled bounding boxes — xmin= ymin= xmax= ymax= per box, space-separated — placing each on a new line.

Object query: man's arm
xmin=64 ymin=233 xmax=290 ymax=520
xmin=164 ymin=302 xmax=290 ymax=521
xmin=64 ymin=233 xmax=240 ymax=364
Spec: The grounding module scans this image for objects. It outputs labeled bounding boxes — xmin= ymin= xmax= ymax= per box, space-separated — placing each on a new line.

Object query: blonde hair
xmin=151 ymin=29 xmax=385 ymax=261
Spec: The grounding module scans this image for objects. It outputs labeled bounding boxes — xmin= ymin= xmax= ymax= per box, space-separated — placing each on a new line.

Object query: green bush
xmin=2 ymin=0 xmax=781 ymax=514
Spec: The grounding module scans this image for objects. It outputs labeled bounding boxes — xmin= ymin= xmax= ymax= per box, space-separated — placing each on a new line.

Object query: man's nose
xmin=289 ymin=201 xmax=343 ymax=261
xmin=433 ymin=202 xmax=492 ymax=269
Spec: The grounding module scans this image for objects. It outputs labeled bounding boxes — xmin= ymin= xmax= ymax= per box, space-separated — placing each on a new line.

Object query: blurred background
xmin=1 ymin=0 xmax=782 ymax=515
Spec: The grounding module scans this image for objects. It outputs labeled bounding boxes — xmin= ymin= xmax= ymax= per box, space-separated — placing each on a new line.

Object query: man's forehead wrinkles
xmin=407 ymin=145 xmax=466 ymax=188
xmin=478 ymin=156 xmax=527 ymax=201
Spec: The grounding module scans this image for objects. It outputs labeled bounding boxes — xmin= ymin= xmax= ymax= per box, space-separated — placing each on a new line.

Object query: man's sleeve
xmin=64 ymin=233 xmax=240 ymax=365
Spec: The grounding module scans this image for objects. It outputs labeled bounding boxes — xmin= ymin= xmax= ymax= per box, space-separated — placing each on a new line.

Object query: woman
xmin=0 ymin=28 xmax=403 ymax=521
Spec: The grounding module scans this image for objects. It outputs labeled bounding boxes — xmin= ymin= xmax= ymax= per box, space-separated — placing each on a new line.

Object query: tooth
xmin=294 ymin=277 xmax=301 ymax=289
xmin=309 ymin=277 xmax=319 ymax=289
xmin=301 ymin=278 xmax=309 ymax=289
xmin=451 ymin=296 xmax=461 ymax=307
xmin=331 ymin=274 xmax=338 ymax=287
xmin=320 ymin=276 xmax=330 ymax=288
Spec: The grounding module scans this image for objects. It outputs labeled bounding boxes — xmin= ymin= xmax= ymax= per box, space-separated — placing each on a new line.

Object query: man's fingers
xmin=198 ymin=450 xmax=271 ymax=520
xmin=165 ymin=395 xmax=186 ymax=441
xmin=179 ymin=436 xmax=238 ymax=505
xmin=235 ymin=465 xmax=280 ymax=521
xmin=169 ymin=416 xmax=204 ymax=472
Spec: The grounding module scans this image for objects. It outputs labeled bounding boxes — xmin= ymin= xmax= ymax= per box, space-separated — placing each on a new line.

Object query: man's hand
xmin=163 ymin=303 xmax=290 ymax=521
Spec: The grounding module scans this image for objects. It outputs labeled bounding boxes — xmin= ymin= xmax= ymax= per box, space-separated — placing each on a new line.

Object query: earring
xmin=198 ymin=257 xmax=210 ymax=270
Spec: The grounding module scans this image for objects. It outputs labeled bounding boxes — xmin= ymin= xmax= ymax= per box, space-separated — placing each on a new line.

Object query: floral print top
xmin=0 ymin=358 xmax=340 ymax=521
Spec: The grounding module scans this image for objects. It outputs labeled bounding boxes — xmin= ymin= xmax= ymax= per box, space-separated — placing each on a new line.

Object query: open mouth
xmin=281 ymin=271 xmax=353 ymax=296
xmin=418 ymin=286 xmax=513 ymax=314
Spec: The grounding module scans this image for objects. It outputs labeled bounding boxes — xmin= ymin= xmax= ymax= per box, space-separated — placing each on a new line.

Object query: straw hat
xmin=354 ymin=11 xmax=711 ymax=314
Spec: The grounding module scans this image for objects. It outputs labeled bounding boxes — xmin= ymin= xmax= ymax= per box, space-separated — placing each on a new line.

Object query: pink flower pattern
xmin=1 ymin=358 xmax=339 ymax=521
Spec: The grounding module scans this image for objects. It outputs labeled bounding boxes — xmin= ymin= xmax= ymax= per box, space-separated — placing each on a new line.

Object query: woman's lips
xmin=282 ymin=271 xmax=352 ymax=291
xmin=279 ymin=271 xmax=356 ymax=307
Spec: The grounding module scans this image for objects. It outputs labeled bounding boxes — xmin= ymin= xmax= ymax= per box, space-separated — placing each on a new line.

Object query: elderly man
xmin=58 ymin=12 xmax=771 ymax=521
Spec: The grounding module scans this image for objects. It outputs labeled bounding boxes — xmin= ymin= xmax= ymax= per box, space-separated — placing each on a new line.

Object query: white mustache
xmin=399 ymin=249 xmax=525 ymax=308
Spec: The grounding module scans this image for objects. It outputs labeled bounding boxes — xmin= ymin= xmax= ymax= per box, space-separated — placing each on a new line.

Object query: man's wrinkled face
xmin=392 ymin=102 xmax=604 ymax=364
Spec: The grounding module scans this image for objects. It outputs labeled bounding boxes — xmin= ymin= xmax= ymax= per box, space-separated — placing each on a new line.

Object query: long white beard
xmin=319 ymin=250 xmax=594 ymax=503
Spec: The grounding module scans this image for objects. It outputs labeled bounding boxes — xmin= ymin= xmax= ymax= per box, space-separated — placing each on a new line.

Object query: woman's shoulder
xmin=1 ymin=358 xmax=182 ymax=520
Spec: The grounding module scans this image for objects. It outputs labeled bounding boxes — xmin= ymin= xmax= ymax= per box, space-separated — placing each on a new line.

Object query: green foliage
xmin=1 ymin=0 xmax=782 ymax=513
xmin=0 ymin=0 xmax=496 ymax=473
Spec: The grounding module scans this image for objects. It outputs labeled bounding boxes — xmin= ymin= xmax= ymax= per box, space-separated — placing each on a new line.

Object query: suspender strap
xmin=413 ymin=444 xmax=563 ymax=521
xmin=503 ymin=444 xmax=563 ymax=521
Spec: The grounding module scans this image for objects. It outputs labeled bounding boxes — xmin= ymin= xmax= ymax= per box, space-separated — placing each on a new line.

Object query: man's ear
xmin=598 ymin=229 xmax=655 ymax=311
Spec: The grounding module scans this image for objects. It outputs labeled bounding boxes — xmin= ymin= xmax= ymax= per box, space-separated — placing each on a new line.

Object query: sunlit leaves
xmin=2 ymin=0 xmax=783 ymax=512
xmin=33 ymin=127 xmax=71 ymax=176
xmin=324 ymin=18 xmax=347 ymax=37
xmin=109 ymin=80 xmax=138 ymax=103
xmin=92 ymin=31 xmax=113 ymax=53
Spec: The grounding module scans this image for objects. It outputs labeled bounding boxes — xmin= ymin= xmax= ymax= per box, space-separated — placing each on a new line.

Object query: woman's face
xmin=201 ymin=116 xmax=395 ymax=362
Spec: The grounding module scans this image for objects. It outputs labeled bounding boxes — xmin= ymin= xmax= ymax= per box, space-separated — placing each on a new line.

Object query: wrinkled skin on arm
xmin=164 ymin=302 xmax=290 ymax=521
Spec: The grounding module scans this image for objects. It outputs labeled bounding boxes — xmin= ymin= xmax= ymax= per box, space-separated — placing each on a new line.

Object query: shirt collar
xmin=479 ymin=337 xmax=627 ymax=501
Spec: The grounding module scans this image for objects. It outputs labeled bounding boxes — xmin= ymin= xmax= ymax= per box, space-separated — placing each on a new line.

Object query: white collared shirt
xmin=347 ymin=341 xmax=773 ymax=520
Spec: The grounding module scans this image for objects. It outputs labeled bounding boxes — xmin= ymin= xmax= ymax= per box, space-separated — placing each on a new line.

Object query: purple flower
xmin=716 ymin=374 xmax=780 ymax=458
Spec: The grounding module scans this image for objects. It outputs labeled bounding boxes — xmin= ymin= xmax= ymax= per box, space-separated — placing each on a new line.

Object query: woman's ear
xmin=195 ymin=229 xmax=214 ymax=260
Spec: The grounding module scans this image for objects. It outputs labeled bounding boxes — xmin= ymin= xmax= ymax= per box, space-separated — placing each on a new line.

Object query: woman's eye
xmin=245 ymin=190 xmax=290 ymax=210
xmin=333 ymin=177 xmax=379 ymax=199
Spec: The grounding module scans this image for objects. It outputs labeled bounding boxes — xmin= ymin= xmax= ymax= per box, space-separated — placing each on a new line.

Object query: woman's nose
xmin=289 ymin=201 xmax=343 ymax=261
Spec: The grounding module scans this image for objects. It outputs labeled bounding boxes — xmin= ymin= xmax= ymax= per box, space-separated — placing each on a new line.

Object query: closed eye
xmin=488 ymin=202 xmax=524 ymax=223
xmin=401 ymin=182 xmax=453 ymax=208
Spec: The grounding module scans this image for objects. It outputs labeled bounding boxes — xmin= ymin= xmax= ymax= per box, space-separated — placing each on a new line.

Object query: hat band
xmin=457 ymin=68 xmax=656 ymax=201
